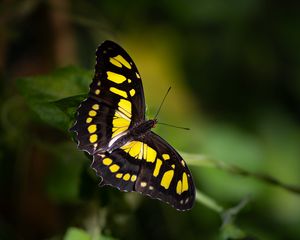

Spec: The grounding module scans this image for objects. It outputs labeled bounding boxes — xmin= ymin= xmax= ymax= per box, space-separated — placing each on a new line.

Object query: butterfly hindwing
xmin=133 ymin=132 xmax=195 ymax=210
xmin=91 ymin=149 xmax=141 ymax=192
xmin=90 ymin=132 xmax=195 ymax=211
xmin=71 ymin=41 xmax=145 ymax=154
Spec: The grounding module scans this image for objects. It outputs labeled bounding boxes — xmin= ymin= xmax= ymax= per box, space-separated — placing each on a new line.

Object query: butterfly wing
xmin=71 ymin=40 xmax=145 ymax=154
xmin=135 ymin=132 xmax=195 ymax=210
xmin=91 ymin=150 xmax=141 ymax=193
xmin=71 ymin=40 xmax=195 ymax=210
xmin=91 ymin=132 xmax=195 ymax=211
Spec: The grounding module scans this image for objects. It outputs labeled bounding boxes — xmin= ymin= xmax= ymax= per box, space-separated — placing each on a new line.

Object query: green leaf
xmin=63 ymin=227 xmax=92 ymax=240
xmin=52 ymin=94 xmax=87 ymax=120
xmin=17 ymin=66 xmax=92 ymax=131
xmin=63 ymin=227 xmax=117 ymax=240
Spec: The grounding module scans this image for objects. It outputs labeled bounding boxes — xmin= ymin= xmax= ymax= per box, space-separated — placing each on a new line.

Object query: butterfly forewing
xmin=71 ymin=40 xmax=145 ymax=154
xmin=92 ymin=40 xmax=145 ymax=122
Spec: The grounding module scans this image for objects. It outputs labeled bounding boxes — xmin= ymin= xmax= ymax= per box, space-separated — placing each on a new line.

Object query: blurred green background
xmin=1 ymin=1 xmax=300 ymax=239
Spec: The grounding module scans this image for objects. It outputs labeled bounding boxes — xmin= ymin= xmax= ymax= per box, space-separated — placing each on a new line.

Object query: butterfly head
xmin=151 ymin=119 xmax=158 ymax=128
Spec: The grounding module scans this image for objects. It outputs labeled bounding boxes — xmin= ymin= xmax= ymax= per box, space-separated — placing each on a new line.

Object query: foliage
xmin=17 ymin=67 xmax=91 ymax=131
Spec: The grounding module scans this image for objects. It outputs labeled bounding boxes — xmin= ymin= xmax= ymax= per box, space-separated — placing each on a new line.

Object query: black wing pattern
xmin=71 ymin=41 xmax=145 ymax=154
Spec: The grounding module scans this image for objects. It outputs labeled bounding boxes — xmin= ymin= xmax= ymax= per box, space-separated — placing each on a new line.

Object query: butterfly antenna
xmin=154 ymin=86 xmax=171 ymax=119
xmin=156 ymin=122 xmax=190 ymax=130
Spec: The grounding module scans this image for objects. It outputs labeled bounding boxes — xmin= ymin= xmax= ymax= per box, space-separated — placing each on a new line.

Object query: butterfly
xmin=70 ymin=40 xmax=195 ymax=210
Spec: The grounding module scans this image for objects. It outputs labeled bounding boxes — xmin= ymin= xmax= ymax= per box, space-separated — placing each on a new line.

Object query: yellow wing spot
xmin=121 ymin=141 xmax=132 ymax=151
xmin=109 ymin=57 xmax=122 ymax=67
xmin=95 ymin=89 xmax=100 ymax=95
xmin=131 ymin=175 xmax=137 ymax=182
xmin=92 ymin=104 xmax=99 ymax=110
xmin=181 ymin=160 xmax=185 ymax=167
xmin=123 ymin=173 xmax=131 ymax=181
xmin=118 ymin=99 xmax=132 ymax=117
xmin=88 ymin=124 xmax=97 ymax=133
xmin=136 ymin=72 xmax=140 ymax=78
xmin=182 ymin=172 xmax=189 ymax=192
xmin=149 ymin=186 xmax=154 ymax=190
xmin=86 ymin=117 xmax=92 ymax=123
xmin=171 ymin=164 xmax=175 ymax=169
xmin=162 ymin=154 xmax=170 ymax=160
xmin=129 ymin=89 xmax=136 ymax=97
xmin=112 ymin=126 xmax=128 ymax=138
xmin=128 ymin=141 xmax=143 ymax=158
xmin=109 ymin=164 xmax=120 ymax=173
xmin=176 ymin=180 xmax=182 ymax=195
xmin=97 ymin=81 xmax=101 ymax=86
xmin=103 ymin=158 xmax=112 ymax=166
xmin=89 ymin=110 xmax=97 ymax=117
xmin=128 ymin=79 xmax=132 ymax=83
xmin=153 ymin=158 xmax=162 ymax=177
xmin=140 ymin=182 xmax=147 ymax=187
xmin=160 ymin=170 xmax=174 ymax=189
xmin=115 ymin=55 xmax=132 ymax=69
xmin=144 ymin=146 xmax=157 ymax=163
xmin=111 ymin=111 xmax=130 ymax=137
xmin=110 ymin=87 xmax=128 ymax=98
xmin=89 ymin=134 xmax=98 ymax=143
xmin=107 ymin=71 xmax=127 ymax=84
xmin=116 ymin=173 xmax=123 ymax=178
xmin=113 ymin=117 xmax=129 ymax=127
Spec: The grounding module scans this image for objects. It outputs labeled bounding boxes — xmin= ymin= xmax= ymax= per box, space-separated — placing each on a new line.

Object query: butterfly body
xmin=106 ymin=119 xmax=157 ymax=153
xmin=71 ymin=40 xmax=195 ymax=210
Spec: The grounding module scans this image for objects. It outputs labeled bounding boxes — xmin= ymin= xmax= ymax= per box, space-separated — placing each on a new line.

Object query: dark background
xmin=1 ymin=1 xmax=300 ymax=239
